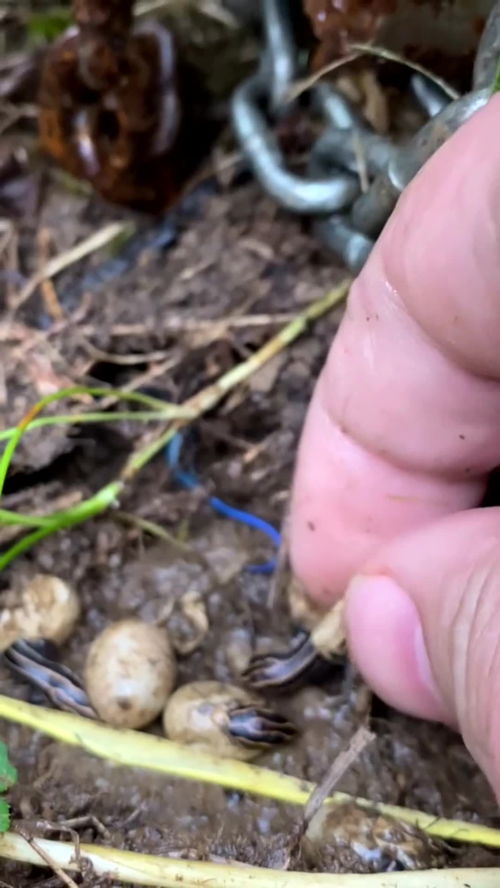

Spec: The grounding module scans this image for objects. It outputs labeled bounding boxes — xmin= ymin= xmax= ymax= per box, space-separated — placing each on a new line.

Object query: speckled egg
xmin=84 ymin=618 xmax=176 ymax=729
xmin=0 ymin=574 xmax=80 ymax=652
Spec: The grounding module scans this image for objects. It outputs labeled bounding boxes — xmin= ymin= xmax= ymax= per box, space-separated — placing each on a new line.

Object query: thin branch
xmin=15 ymin=832 xmax=78 ymax=888
xmin=12 ymin=222 xmax=132 ymax=309
xmin=288 ymin=44 xmax=458 ymax=104
xmin=349 ymin=43 xmax=459 ymax=99
xmin=304 ymin=726 xmax=375 ymax=825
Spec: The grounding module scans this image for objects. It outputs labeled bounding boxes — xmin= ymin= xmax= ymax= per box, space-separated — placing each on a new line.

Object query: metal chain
xmin=230 ymin=0 xmax=500 ymax=273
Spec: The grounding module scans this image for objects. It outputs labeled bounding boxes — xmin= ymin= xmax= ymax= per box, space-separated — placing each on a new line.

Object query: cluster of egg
xmin=2 ymin=576 xmax=293 ymax=760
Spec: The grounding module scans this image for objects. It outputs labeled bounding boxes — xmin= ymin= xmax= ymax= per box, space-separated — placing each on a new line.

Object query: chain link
xmin=230 ymin=0 xmax=500 ymax=273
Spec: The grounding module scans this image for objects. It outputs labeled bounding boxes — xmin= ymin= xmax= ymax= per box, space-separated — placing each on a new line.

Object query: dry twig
xmin=36 ymin=228 xmax=64 ymax=321
xmin=13 ymin=222 xmax=130 ymax=310
xmin=304 ymin=726 xmax=375 ymax=825
xmin=14 ymin=831 xmax=79 ymax=888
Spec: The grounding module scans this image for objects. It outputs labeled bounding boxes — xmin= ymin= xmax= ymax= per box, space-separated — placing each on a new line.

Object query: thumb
xmin=345 ymin=507 xmax=500 ymax=798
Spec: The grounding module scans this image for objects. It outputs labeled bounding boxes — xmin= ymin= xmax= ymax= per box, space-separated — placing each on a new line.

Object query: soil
xmin=1 ymin=3 xmax=500 ymax=886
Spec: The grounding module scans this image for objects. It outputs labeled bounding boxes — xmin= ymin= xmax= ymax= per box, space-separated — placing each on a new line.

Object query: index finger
xmin=289 ymin=94 xmax=500 ymax=606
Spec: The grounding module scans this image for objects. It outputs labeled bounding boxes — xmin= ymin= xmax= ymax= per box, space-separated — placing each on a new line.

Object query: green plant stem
xmin=0 ymin=406 xmax=43 ymax=498
xmin=0 ymin=388 xmax=191 ymax=548
xmin=48 ymin=386 xmax=184 ymax=411
xmin=0 ymin=510 xmax=56 ymax=528
xmin=0 ymin=412 xmax=181 ymax=442
xmin=113 ymin=511 xmax=196 ymax=553
xmin=0 ymin=281 xmax=350 ymax=565
xmin=121 ymin=424 xmax=177 ymax=478
xmin=0 ymin=482 xmax=122 ymax=570
xmin=0 ymin=385 xmax=188 ymax=496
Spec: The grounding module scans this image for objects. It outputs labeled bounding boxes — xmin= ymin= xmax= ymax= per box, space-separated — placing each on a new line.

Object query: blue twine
xmin=165 ymin=433 xmax=280 ymax=574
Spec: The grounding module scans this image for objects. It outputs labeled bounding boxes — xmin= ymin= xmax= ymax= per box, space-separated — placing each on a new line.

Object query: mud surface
xmin=1 ymin=3 xmax=500 ymax=886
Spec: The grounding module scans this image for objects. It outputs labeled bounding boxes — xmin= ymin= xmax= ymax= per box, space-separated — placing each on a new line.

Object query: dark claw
xmin=242 ymin=635 xmax=319 ymax=689
xmin=227 ymin=705 xmax=297 ymax=748
xmin=384 ymin=860 xmax=406 ymax=872
xmin=3 ymin=638 xmax=96 ymax=719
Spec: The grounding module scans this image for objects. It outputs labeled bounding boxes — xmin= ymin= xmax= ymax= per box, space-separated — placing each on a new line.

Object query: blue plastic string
xmin=165 ymin=433 xmax=280 ymax=574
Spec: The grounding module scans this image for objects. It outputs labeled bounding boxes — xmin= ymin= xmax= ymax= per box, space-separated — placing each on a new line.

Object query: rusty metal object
xmin=72 ymin=0 xmax=134 ymax=34
xmin=38 ymin=0 xmax=215 ymax=212
xmin=304 ymin=0 xmax=395 ymax=66
xmin=304 ymin=0 xmax=496 ymax=81
xmin=231 ymin=0 xmax=500 ymax=273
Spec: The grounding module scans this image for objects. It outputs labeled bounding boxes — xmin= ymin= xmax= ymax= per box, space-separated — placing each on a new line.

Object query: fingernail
xmin=345 ymin=574 xmax=448 ymax=722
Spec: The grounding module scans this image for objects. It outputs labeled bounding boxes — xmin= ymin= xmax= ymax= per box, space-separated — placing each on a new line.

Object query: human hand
xmin=289 ymin=93 xmax=500 ymax=798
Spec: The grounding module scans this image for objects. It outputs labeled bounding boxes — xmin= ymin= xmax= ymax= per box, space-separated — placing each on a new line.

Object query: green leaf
xmin=0 ymin=742 xmax=17 ymax=793
xmin=26 ymin=8 xmax=72 ymax=45
xmin=0 ymin=798 xmax=10 ymax=833
xmin=0 ymin=743 xmax=16 ymax=834
xmin=491 ymin=59 xmax=500 ymax=94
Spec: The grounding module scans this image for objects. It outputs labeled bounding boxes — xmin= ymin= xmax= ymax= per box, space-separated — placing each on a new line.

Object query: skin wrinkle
xmin=479 ymin=628 xmax=500 ymax=773
xmin=380 ymin=95 xmax=500 ymax=380
xmin=468 ymin=210 xmax=498 ymax=366
xmin=345 ymin=509 xmax=500 ymax=690
xmin=317 ymin=382 xmax=478 ymax=500
xmin=386 ymin=494 xmax=452 ymax=506
xmin=460 ymin=563 xmax=490 ymax=756
xmin=465 ymin=556 xmax=500 ymax=771
xmin=485 ymin=630 xmax=500 ymax=791
xmin=450 ymin=562 xmax=477 ymax=732
xmin=426 ymin=583 xmax=461 ymax=720
xmin=414 ymin=536 xmax=500 ymax=779
xmin=378 ymin=230 xmax=469 ymax=377
xmin=290 ymin=379 xmax=487 ymax=603
xmin=325 ymin=269 xmax=500 ymax=478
